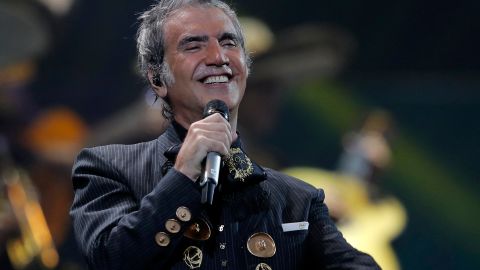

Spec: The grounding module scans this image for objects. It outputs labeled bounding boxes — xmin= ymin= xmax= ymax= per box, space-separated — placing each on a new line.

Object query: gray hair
xmin=136 ymin=0 xmax=250 ymax=84
xmin=136 ymin=0 xmax=250 ymax=119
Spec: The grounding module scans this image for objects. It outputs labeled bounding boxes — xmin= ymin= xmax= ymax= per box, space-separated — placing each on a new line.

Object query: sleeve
xmin=69 ymin=147 xmax=203 ymax=269
xmin=307 ymin=189 xmax=381 ymax=269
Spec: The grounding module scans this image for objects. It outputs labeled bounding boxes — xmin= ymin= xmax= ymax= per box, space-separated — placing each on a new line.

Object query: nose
xmin=205 ymin=41 xmax=229 ymax=66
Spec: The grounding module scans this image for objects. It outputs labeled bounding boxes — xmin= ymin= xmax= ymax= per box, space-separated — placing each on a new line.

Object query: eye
xmin=185 ymin=44 xmax=200 ymax=52
xmin=220 ymin=39 xmax=237 ymax=48
xmin=181 ymin=40 xmax=205 ymax=52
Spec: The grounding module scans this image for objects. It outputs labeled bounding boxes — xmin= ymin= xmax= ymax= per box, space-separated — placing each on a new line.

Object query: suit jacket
xmin=70 ymin=125 xmax=379 ymax=269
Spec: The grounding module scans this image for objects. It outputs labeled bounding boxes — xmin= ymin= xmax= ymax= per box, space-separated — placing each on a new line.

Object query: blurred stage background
xmin=1 ymin=0 xmax=479 ymax=269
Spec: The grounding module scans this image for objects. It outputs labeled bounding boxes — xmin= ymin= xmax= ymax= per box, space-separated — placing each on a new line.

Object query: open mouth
xmin=201 ymin=75 xmax=231 ymax=84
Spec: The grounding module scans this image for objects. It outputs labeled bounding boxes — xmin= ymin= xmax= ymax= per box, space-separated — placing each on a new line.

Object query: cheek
xmin=229 ymin=51 xmax=248 ymax=75
xmin=169 ymin=55 xmax=196 ymax=80
xmin=241 ymin=53 xmax=250 ymax=77
xmin=239 ymin=55 xmax=249 ymax=77
xmin=236 ymin=57 xmax=247 ymax=96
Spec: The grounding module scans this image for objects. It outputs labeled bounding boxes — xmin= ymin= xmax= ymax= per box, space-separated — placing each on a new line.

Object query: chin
xmin=204 ymin=95 xmax=239 ymax=108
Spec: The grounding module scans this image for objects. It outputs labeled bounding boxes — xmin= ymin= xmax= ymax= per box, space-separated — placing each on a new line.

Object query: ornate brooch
xmin=224 ymin=147 xmax=254 ymax=182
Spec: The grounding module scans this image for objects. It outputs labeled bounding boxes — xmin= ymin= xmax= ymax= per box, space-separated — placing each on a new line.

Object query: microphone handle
xmin=200 ymin=152 xmax=221 ymax=204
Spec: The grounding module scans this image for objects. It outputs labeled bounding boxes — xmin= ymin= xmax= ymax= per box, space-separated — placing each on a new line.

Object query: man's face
xmin=161 ymin=6 xmax=248 ymax=126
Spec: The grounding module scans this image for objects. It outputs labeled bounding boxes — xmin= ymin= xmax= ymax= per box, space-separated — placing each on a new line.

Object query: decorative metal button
xmin=219 ymin=243 xmax=226 ymax=249
xmin=183 ymin=246 xmax=202 ymax=269
xmin=221 ymin=260 xmax=228 ymax=267
xmin=218 ymin=225 xmax=224 ymax=232
xmin=155 ymin=232 xmax=170 ymax=247
xmin=255 ymin=262 xmax=272 ymax=270
xmin=183 ymin=218 xmax=211 ymax=241
xmin=165 ymin=219 xmax=181 ymax=233
xmin=247 ymin=232 xmax=276 ymax=258
xmin=176 ymin=206 xmax=192 ymax=222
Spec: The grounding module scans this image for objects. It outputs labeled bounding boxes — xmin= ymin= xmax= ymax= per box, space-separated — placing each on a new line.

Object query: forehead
xmin=163 ymin=6 xmax=237 ymax=44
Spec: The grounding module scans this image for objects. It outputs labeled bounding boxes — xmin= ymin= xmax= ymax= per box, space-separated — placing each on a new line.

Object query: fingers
xmin=189 ymin=114 xmax=232 ymax=155
xmin=174 ymin=113 xmax=233 ymax=181
xmin=192 ymin=113 xmax=232 ymax=135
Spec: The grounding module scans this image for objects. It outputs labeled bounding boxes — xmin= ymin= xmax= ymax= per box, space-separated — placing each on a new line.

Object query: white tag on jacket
xmin=281 ymin=221 xmax=309 ymax=232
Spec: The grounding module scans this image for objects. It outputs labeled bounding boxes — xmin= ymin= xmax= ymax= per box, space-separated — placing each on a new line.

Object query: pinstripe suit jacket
xmin=70 ymin=125 xmax=379 ymax=269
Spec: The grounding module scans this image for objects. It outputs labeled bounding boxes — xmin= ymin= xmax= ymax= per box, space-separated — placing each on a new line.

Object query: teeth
xmin=203 ymin=75 xmax=229 ymax=84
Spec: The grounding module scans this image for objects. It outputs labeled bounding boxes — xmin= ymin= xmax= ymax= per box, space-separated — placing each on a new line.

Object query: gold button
xmin=155 ymin=232 xmax=170 ymax=247
xmin=183 ymin=218 xmax=211 ymax=241
xmin=176 ymin=206 xmax=191 ymax=222
xmin=247 ymin=232 xmax=276 ymax=258
xmin=165 ymin=219 xmax=181 ymax=234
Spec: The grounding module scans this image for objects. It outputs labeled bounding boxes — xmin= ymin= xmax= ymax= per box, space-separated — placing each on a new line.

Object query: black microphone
xmin=199 ymin=100 xmax=230 ymax=205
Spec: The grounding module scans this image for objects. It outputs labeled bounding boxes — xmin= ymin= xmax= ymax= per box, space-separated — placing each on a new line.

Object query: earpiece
xmin=152 ymin=74 xmax=162 ymax=87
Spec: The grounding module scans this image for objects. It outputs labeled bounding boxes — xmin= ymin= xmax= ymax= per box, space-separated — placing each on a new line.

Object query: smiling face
xmin=157 ymin=6 xmax=248 ymax=128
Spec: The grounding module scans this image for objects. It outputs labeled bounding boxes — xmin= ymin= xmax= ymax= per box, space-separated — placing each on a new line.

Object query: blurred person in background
xmin=19 ymin=107 xmax=88 ymax=270
xmin=1 ymin=0 xmax=87 ymax=268
xmin=1 ymin=107 xmax=88 ymax=270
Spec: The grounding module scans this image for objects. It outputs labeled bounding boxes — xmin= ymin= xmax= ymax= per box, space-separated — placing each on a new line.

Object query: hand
xmin=174 ymin=114 xmax=234 ymax=181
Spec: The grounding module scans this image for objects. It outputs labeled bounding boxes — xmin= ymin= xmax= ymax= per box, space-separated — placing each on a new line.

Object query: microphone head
xmin=203 ymin=99 xmax=229 ymax=121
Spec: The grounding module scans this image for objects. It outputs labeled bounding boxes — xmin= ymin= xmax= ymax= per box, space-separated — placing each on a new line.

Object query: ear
xmin=147 ymin=71 xmax=167 ymax=98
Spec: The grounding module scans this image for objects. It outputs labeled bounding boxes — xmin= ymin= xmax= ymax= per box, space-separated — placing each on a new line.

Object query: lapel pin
xmin=183 ymin=246 xmax=202 ymax=269
xmin=255 ymin=262 xmax=272 ymax=270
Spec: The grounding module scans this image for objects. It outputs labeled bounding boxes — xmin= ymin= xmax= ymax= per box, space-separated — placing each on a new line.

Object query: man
xmin=70 ymin=0 xmax=380 ymax=269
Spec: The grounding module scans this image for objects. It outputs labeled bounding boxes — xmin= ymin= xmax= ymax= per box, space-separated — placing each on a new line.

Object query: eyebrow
xmin=178 ymin=32 xmax=239 ymax=48
xmin=218 ymin=32 xmax=239 ymax=43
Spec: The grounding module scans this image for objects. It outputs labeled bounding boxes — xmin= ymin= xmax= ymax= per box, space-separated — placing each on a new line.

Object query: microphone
xmin=200 ymin=100 xmax=230 ymax=205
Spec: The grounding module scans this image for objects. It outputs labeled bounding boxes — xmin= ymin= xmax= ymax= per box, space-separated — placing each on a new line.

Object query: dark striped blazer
xmin=70 ymin=125 xmax=379 ymax=269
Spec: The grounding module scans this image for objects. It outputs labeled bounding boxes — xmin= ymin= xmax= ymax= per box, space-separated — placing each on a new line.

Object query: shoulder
xmin=76 ymin=139 xmax=158 ymax=163
xmin=72 ymin=137 xmax=166 ymax=178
